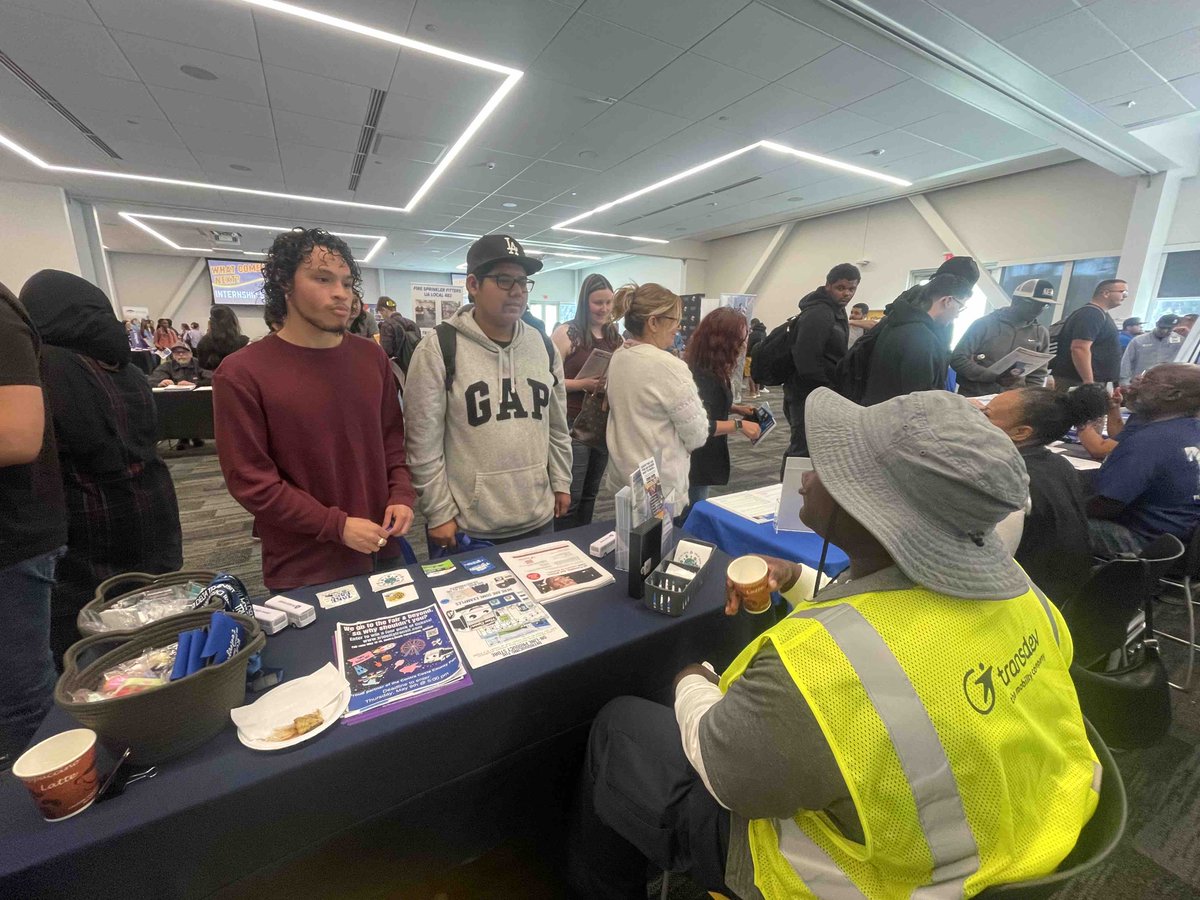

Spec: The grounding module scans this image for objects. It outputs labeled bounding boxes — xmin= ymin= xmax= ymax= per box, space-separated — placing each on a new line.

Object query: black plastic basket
xmin=55 ymin=610 xmax=264 ymax=764
xmin=643 ymin=540 xmax=716 ymax=617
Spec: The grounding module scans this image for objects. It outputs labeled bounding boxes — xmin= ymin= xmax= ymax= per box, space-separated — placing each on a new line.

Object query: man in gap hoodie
xmin=404 ymin=235 xmax=573 ymax=550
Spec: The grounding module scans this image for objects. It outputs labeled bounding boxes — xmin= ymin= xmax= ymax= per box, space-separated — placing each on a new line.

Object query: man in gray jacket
xmin=950 ymin=278 xmax=1057 ymax=398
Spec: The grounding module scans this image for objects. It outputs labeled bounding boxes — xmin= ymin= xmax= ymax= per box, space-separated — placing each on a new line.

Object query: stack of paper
xmin=432 ymin=571 xmax=566 ymax=668
xmin=499 ymin=541 xmax=616 ymax=603
xmin=708 ymin=484 xmax=783 ymax=525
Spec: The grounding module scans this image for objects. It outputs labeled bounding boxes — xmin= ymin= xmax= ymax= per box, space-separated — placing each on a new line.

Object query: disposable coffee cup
xmin=728 ymin=556 xmax=772 ymax=614
xmin=12 ymin=728 xmax=99 ymax=822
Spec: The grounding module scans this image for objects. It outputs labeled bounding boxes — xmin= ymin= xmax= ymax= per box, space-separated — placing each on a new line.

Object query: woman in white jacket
xmin=604 ymin=283 xmax=710 ymax=506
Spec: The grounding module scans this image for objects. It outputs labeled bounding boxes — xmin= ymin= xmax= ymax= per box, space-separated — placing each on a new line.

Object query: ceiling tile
xmin=1002 ymin=10 xmax=1126 ymax=76
xmin=279 ymin=143 xmax=355 ymax=176
xmin=845 ymin=80 xmax=966 ymax=127
xmin=191 ymin=152 xmax=284 ymax=183
xmin=2 ymin=0 xmax=101 ymax=24
xmin=626 ymin=53 xmax=765 ymax=121
xmin=905 ymin=109 xmax=1046 ymax=158
xmin=1100 ymin=83 xmax=1195 ymax=126
xmin=531 ymin=11 xmax=682 ymax=98
xmin=1085 ymin=0 xmax=1200 ymax=48
xmin=775 ymin=109 xmax=891 ymax=153
xmin=314 ymin=0 xmax=417 ymax=32
xmin=407 ymin=0 xmax=572 ymax=69
xmin=264 ymin=64 xmax=372 ymax=125
xmin=578 ymin=0 xmax=740 ymax=48
xmin=469 ymin=74 xmax=605 ymax=157
xmin=112 ymin=32 xmax=270 ymax=104
xmin=779 ymin=45 xmax=907 ymax=107
xmin=1134 ymin=28 xmax=1200 ymax=82
xmin=387 ymin=48 xmax=500 ymax=111
xmin=272 ymin=110 xmax=362 ymax=154
xmin=543 ymin=101 xmax=690 ymax=170
xmin=0 ymin=4 xmax=137 ymax=80
xmin=375 ymin=94 xmax=473 ymax=151
xmin=1172 ymin=73 xmax=1200 ymax=105
xmin=880 ymin=147 xmax=978 ymax=181
xmin=105 ymin=138 xmax=199 ymax=170
xmin=351 ymin=158 xmax=435 ymax=205
xmin=1056 ymin=52 xmax=1164 ymax=103
xmin=148 ymin=86 xmax=274 ymax=139
xmin=704 ymin=84 xmax=833 ymax=137
xmin=835 ymin=129 xmax=945 ymax=164
xmin=931 ymin=0 xmax=1077 ymax=42
xmin=494 ymin=180 xmax=570 ymax=202
xmin=19 ymin=64 xmax=166 ymax=119
xmin=255 ymin=14 xmax=399 ymax=89
xmin=175 ymin=126 xmax=281 ymax=163
xmin=281 ymin=165 xmax=354 ymax=196
xmin=92 ymin=0 xmax=260 ymax=59
xmin=100 ymin=117 xmax=189 ymax=148
xmin=512 ymin=159 xmax=592 ymax=190
xmin=445 ymin=149 xmax=535 ymax=192
xmin=692 ymin=3 xmax=837 ymax=80
xmin=0 ymin=94 xmax=112 ymax=163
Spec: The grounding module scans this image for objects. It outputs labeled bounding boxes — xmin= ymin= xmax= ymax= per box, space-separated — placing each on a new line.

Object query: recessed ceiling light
xmin=424 ymin=23 xmax=437 ymax=31
xmin=707 ymin=201 xmax=718 ymax=207
xmin=126 ymin=119 xmax=138 ymax=125
xmin=180 ymin=65 xmax=218 ymax=81
xmin=717 ymin=115 xmax=729 ymax=121
xmin=674 ymin=227 xmax=686 ymax=232
xmin=787 ymin=196 xmax=803 ymax=202
xmin=1120 ymin=99 xmax=1136 ymax=109
xmin=230 ymin=164 xmax=252 ymax=172
xmin=0 ymin=0 xmax=524 ymax=216
xmin=501 ymin=201 xmax=518 ymax=208
xmin=569 ymin=192 xmax=577 ymax=196
xmin=578 ymin=150 xmax=598 ymax=160
xmin=867 ymin=148 xmax=886 ymax=156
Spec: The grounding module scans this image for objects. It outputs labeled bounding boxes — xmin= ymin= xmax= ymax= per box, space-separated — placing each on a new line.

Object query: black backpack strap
xmin=541 ymin=331 xmax=559 ymax=387
xmin=436 ymin=322 xmax=456 ymax=392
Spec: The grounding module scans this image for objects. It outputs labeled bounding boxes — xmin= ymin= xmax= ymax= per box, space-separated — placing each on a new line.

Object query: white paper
xmin=432 ymin=571 xmax=567 ymax=668
xmin=983 ymin=347 xmax=1054 ymax=377
xmin=575 ymin=349 xmax=613 ymax=380
xmin=498 ymin=541 xmax=615 ymax=604
xmin=776 ymin=457 xmax=814 ymax=534
xmin=230 ymin=663 xmax=348 ymax=741
xmin=369 ymin=569 xmax=415 ymax=592
xmin=708 ymin=484 xmax=782 ymax=524
xmin=316 ymin=583 xmax=360 ymax=610
xmin=673 ymin=540 xmax=714 ymax=569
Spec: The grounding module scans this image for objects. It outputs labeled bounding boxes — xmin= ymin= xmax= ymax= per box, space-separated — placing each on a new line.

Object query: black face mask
xmin=1011 ymin=299 xmax=1046 ymax=322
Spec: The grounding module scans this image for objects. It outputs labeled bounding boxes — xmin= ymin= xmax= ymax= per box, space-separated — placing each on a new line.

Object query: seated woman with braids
xmin=982 ymin=384 xmax=1109 ymax=607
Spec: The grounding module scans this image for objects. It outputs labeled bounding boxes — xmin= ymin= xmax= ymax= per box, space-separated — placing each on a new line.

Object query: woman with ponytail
xmin=603 ymin=283 xmax=708 ymax=506
xmin=551 ymin=273 xmax=622 ymax=528
xmin=984 ymin=384 xmax=1108 ymax=606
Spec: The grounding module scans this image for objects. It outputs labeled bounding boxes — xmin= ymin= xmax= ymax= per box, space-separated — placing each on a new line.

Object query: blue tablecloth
xmin=0 ymin=523 xmax=766 ymax=899
xmin=684 ymin=499 xmax=849 ymax=576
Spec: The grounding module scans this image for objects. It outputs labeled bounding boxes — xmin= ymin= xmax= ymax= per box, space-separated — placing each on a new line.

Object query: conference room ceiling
xmin=0 ymin=0 xmax=1194 ymax=272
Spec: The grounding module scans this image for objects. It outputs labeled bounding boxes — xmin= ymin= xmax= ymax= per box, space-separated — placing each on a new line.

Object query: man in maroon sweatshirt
xmin=213 ymin=228 xmax=415 ymax=591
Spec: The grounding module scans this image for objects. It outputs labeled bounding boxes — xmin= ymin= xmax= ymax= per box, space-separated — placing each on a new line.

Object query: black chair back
xmin=1063 ymin=534 xmax=1184 ymax=668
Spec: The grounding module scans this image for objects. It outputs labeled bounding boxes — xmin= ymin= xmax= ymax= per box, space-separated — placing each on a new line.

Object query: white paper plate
xmin=237 ymin=685 xmax=350 ymax=751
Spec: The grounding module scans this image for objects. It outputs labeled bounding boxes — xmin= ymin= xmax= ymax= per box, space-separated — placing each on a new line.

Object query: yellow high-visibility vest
xmin=720 ymin=582 xmax=1099 ymax=899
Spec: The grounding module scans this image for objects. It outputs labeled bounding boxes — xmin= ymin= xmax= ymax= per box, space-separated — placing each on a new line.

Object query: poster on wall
xmin=678 ymin=294 xmax=704 ymax=341
xmin=207 ymin=259 xmax=266 ymax=305
xmin=411 ymin=283 xmax=463 ymax=337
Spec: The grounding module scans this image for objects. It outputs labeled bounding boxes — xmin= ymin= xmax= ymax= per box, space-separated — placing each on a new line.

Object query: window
xmin=526 ymin=302 xmax=559 ymax=331
xmin=1060 ymin=256 xmax=1120 ymax=318
xmin=1151 ymin=250 xmax=1200 ymax=321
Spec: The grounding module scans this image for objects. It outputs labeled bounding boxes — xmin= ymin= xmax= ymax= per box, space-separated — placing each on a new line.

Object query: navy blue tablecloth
xmin=154 ymin=387 xmax=214 ymax=441
xmin=684 ymin=499 xmax=848 ymax=576
xmin=0 ymin=523 xmax=765 ymax=899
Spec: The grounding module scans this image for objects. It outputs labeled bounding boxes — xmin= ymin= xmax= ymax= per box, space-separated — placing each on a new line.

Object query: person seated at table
xmin=214 ymin=228 xmax=415 ymax=593
xmin=1088 ymin=363 xmax=1200 ymax=557
xmin=19 ymin=270 xmax=183 ymax=664
xmin=604 ymin=282 xmax=709 ymax=506
xmin=195 ymin=304 xmax=249 ymax=372
xmin=685 ymin=307 xmax=761 ymax=509
xmin=567 ymin=388 xmax=1099 ymax=900
xmin=149 ymin=342 xmax=212 ymax=389
xmin=982 ymin=384 xmax=1107 ymax=607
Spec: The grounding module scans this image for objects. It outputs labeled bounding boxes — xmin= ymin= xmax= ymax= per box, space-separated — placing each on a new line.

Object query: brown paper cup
xmin=728 ymin=556 xmax=772 ymax=614
xmin=12 ymin=728 xmax=99 ymax=822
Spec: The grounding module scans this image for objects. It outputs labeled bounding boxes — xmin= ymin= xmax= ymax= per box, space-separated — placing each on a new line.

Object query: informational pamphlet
xmin=498 ymin=541 xmax=616 ymax=603
xmin=749 ymin=402 xmax=777 ymax=445
xmin=335 ymin=605 xmax=470 ymax=723
xmin=708 ymin=483 xmax=783 ymax=525
xmin=574 ymin=349 xmax=613 ymax=381
xmin=431 ymin=571 xmax=567 ymax=668
xmin=316 ymin=583 xmax=360 ymax=610
xmin=369 ymin=568 xmax=415 ymax=593
xmin=421 ymin=559 xmax=456 ymax=579
xmin=984 ymin=347 xmax=1054 ymax=377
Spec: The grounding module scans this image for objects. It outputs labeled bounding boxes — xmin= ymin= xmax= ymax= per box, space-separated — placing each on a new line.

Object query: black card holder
xmin=627 ymin=517 xmax=663 ymax=600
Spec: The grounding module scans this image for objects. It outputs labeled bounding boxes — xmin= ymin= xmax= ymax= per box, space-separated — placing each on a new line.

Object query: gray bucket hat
xmin=805 ymin=388 xmax=1030 ymax=599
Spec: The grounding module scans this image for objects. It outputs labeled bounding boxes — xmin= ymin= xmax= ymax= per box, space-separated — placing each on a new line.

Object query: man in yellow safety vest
xmin=567 ymin=387 xmax=1099 ymax=899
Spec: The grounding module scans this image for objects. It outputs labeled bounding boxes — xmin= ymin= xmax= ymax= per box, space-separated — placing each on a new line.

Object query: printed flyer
xmin=432 ymin=571 xmax=567 ymax=668
xmin=498 ymin=541 xmax=615 ymax=603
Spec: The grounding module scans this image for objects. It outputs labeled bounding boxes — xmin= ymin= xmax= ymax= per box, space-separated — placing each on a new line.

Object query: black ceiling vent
xmin=0 ymin=50 xmax=122 ymax=160
xmin=348 ymin=88 xmax=387 ymax=192
xmin=614 ymin=176 xmax=761 ymax=226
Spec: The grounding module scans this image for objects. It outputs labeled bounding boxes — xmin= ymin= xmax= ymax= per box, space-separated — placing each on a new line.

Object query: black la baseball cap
xmin=466 ymin=234 xmax=543 ymax=278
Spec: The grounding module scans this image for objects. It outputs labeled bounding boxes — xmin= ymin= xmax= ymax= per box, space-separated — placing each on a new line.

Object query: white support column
xmin=1112 ymin=171 xmax=1183 ymax=322
xmin=907 ymin=195 xmax=1009 ymax=311
xmin=739 ymin=222 xmax=795 ymax=295
xmin=161 ymin=258 xmax=207 ymax=323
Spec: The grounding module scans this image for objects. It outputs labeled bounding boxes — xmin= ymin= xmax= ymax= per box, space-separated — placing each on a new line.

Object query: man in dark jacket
xmin=782 ymin=263 xmax=859 ymax=464
xmin=377 ymin=296 xmax=421 ymax=362
xmin=148 ymin=342 xmax=212 ymax=387
xmin=862 ymin=273 xmax=970 ymax=405
xmin=950 ymin=278 xmax=1057 ymax=397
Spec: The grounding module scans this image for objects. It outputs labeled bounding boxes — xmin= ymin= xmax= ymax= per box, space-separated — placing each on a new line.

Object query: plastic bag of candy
xmin=69 ymin=642 xmax=179 ymax=702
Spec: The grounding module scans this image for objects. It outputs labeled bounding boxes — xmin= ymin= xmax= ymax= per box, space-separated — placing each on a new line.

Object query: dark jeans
xmin=687 ymin=484 xmax=711 ymax=508
xmin=782 ymin=388 xmax=813 ymax=479
xmin=0 ymin=547 xmax=64 ymax=762
xmin=485 ymin=520 xmax=556 ymax=546
xmin=566 ymin=696 xmax=735 ymax=900
xmin=557 ymin=436 xmax=609 ymax=531
xmin=1088 ymin=518 xmax=1147 ymax=557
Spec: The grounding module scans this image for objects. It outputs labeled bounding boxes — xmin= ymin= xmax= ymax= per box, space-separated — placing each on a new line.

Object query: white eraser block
xmin=251 ymin=603 xmax=289 ymax=635
xmin=264 ymin=595 xmax=316 ymax=628
xmin=590 ymin=531 xmax=617 ymax=558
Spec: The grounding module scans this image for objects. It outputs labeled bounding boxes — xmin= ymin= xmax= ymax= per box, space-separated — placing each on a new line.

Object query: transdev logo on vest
xmin=962 ymin=629 xmax=1044 ymax=715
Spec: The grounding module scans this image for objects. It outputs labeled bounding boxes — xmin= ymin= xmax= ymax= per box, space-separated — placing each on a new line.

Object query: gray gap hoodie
xmin=403 ymin=305 xmax=572 ymax=539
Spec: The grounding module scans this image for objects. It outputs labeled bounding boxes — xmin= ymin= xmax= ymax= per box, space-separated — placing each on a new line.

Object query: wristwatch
xmin=734 ymin=419 xmax=742 ymax=431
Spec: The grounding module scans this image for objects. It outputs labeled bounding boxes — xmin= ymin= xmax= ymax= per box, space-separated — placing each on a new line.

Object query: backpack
xmin=833 ymin=320 xmax=886 ymax=404
xmin=435 ymin=322 xmax=558 ymax=392
xmin=380 ymin=315 xmax=420 ymax=366
xmin=750 ymin=317 xmax=798 ymax=386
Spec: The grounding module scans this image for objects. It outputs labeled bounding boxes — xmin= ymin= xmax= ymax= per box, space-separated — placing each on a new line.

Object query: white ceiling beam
xmin=1112 ymin=171 xmax=1185 ymax=322
xmin=160 ymin=257 xmax=207 ymax=324
xmin=739 ymin=222 xmax=796 ymax=296
xmin=907 ymin=194 xmax=1009 ymax=312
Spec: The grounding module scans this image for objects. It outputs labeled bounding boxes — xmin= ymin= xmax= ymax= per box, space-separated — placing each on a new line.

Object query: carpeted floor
xmin=167 ymin=395 xmax=1200 ymax=900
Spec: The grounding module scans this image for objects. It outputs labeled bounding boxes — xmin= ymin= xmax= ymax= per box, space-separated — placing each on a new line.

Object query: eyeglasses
xmin=482 ymin=274 xmax=534 ymax=293
xmin=947 ymin=295 xmax=968 ymax=310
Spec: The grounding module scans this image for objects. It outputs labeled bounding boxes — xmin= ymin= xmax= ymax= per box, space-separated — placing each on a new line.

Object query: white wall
xmin=0 ymin=180 xmax=80 ymax=292
xmin=575 ymin=255 xmax=684 ymax=293
xmin=702 ymin=160 xmax=1138 ymax=329
xmin=1166 ymin=175 xmax=1200 ymax=249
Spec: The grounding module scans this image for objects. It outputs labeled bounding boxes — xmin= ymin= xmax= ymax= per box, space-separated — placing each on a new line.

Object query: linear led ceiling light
xmin=120 ymin=212 xmax=387 ymax=263
xmin=0 ymin=1 xmax=520 ymax=215
xmin=553 ymin=139 xmax=911 ymax=241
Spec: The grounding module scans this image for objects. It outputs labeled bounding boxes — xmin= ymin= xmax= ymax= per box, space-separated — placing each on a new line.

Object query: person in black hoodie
xmin=782 ymin=263 xmax=859 ymax=465
xmin=862 ymin=273 xmax=971 ymax=406
xmin=19 ymin=270 xmax=183 ymax=664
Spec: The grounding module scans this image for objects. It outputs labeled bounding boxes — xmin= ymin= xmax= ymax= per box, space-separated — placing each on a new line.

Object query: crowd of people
xmin=3 ymin=224 xmax=1198 ymax=897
